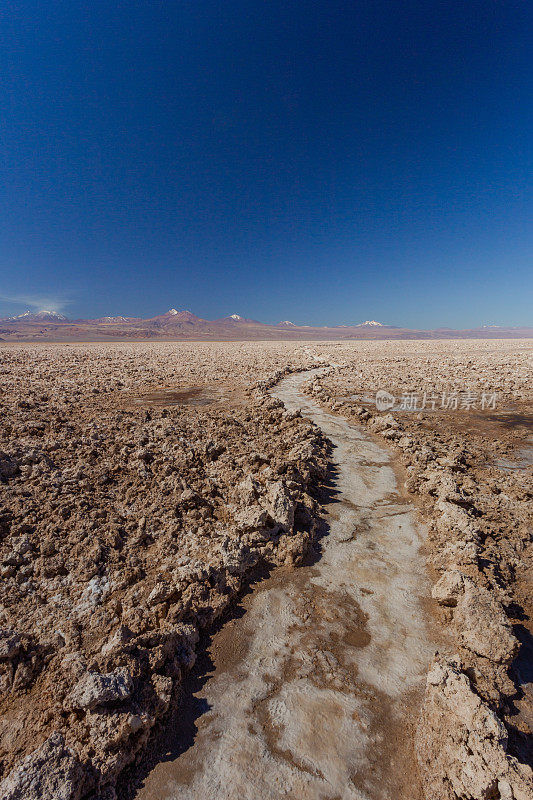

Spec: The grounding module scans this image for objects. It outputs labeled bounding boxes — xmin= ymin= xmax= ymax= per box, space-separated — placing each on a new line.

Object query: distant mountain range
xmin=5 ymin=310 xmax=70 ymax=322
xmin=0 ymin=308 xmax=531 ymax=341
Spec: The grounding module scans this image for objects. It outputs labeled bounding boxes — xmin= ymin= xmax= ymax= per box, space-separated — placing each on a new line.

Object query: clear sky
xmin=0 ymin=1 xmax=532 ymax=327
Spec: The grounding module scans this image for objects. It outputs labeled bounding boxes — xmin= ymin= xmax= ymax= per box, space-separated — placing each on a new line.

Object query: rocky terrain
xmin=0 ymin=339 xmax=531 ymax=799
xmin=302 ymin=339 xmax=533 ymax=799
xmin=0 ymin=342 xmax=334 ymax=799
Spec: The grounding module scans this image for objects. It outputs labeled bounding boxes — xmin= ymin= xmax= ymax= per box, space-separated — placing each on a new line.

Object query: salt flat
xmin=0 ymin=339 xmax=531 ymax=800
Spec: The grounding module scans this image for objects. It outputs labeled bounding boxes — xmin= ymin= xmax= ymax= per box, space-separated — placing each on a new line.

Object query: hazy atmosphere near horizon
xmin=1 ymin=0 xmax=532 ymax=328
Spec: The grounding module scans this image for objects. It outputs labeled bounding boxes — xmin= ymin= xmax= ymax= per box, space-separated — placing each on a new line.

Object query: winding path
xmin=135 ymin=369 xmax=435 ymax=800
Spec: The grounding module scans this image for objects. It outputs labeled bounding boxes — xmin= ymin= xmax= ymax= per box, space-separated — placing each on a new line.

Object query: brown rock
xmin=417 ymin=657 xmax=533 ymax=800
xmin=0 ymin=732 xmax=87 ymax=800
xmin=454 ymin=584 xmax=519 ymax=664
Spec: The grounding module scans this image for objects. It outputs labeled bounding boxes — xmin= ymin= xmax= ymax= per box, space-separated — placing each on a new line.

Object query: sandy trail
xmin=134 ymin=369 xmax=435 ymax=800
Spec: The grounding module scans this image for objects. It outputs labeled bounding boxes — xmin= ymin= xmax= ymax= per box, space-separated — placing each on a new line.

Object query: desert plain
xmin=0 ymin=339 xmax=531 ymax=800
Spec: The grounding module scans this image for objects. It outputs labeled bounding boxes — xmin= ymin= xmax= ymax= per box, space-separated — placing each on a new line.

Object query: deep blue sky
xmin=1 ymin=1 xmax=532 ymax=327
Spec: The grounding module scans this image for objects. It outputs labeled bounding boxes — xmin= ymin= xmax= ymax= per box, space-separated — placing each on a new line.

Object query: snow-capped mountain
xmin=216 ymin=314 xmax=260 ymax=324
xmin=3 ymin=310 xmax=69 ymax=322
xmin=278 ymin=320 xmax=296 ymax=326
xmin=356 ymin=320 xmax=384 ymax=327
xmin=148 ymin=309 xmax=203 ymax=324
